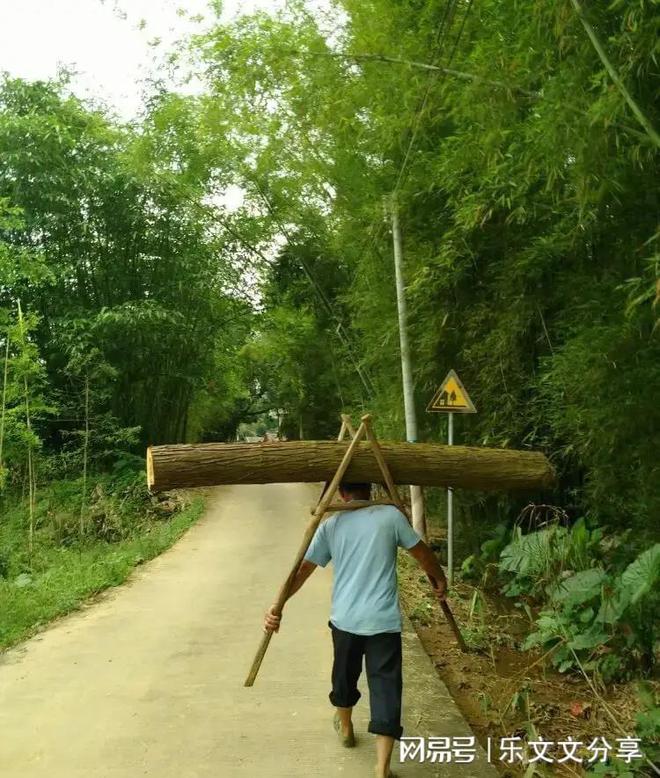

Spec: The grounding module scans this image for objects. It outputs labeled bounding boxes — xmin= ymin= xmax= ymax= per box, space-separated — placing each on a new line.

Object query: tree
xmin=0 ymin=76 xmax=256 ymax=455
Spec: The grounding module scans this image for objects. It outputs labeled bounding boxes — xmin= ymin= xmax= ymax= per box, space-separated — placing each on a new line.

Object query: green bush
xmin=499 ymin=519 xmax=601 ymax=598
xmin=0 ymin=467 xmax=204 ymax=649
xmin=512 ymin=537 xmax=660 ymax=680
xmin=460 ymin=522 xmax=510 ymax=581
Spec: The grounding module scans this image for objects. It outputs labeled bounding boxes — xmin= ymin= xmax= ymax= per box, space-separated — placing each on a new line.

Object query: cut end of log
xmin=146 ymin=447 xmax=155 ymax=491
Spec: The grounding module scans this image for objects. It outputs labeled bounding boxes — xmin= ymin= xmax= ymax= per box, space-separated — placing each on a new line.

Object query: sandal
xmin=333 ymin=712 xmax=356 ymax=748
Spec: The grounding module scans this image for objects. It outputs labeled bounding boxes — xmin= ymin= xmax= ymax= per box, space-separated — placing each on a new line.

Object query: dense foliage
xmin=190 ymin=0 xmax=660 ymax=696
xmin=0 ymin=76 xmax=244 ymax=646
xmin=188 ymin=0 xmax=659 ymax=534
xmin=0 ymin=77 xmax=255 ymax=477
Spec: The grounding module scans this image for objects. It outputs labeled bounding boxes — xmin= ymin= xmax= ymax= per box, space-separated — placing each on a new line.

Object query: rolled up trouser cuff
xmin=368 ymin=719 xmax=403 ymax=740
xmin=329 ymin=689 xmax=361 ymax=708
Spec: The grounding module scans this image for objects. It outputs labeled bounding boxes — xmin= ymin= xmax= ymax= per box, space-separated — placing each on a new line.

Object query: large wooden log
xmin=147 ymin=441 xmax=555 ymax=492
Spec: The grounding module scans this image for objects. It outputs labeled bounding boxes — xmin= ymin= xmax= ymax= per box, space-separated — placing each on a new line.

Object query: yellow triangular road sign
xmin=427 ymin=369 xmax=476 ymax=414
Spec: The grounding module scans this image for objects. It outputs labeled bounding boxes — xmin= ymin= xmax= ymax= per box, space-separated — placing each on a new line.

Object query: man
xmin=264 ymin=482 xmax=448 ymax=778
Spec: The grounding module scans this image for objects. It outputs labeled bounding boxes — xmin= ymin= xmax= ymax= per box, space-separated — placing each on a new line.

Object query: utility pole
xmin=389 ymin=197 xmax=426 ymax=539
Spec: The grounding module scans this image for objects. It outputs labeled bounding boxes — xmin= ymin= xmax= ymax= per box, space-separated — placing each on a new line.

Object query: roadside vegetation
xmin=399 ymin=502 xmax=659 ymax=777
xmin=0 ymin=461 xmax=203 ymax=650
xmin=0 ymin=77 xmax=247 ymax=646
xmin=400 ymin=549 xmax=660 ymax=778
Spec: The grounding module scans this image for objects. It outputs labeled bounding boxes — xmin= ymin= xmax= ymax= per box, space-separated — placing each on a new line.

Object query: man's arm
xmin=407 ymin=540 xmax=448 ymax=599
xmin=263 ymin=560 xmax=318 ymax=632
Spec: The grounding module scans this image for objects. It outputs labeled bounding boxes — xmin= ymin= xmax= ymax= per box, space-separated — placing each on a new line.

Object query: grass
xmin=0 ymin=468 xmax=205 ymax=650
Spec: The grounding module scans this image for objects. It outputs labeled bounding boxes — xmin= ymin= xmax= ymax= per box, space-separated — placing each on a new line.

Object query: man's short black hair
xmin=339 ymin=482 xmax=372 ymax=495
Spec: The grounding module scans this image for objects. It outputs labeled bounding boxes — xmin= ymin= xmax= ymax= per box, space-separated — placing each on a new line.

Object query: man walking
xmin=264 ymin=482 xmax=448 ymax=778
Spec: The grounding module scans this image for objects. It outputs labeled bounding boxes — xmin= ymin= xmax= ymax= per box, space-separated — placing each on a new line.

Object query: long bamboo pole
xmin=569 ymin=0 xmax=660 ymax=149
xmin=0 ymin=332 xmax=10 ymax=472
xmin=316 ymin=415 xmax=351 ymax=505
xmin=244 ymin=418 xmax=369 ymax=687
xmin=362 ymin=416 xmax=406 ymax=510
xmin=340 ymin=413 xmax=357 ymax=438
xmin=363 ymin=416 xmax=468 ymax=653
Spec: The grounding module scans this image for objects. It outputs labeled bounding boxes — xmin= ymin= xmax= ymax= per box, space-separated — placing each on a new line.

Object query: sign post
xmin=447 ymin=410 xmax=454 ymax=586
xmin=427 ymin=370 xmax=476 ymax=586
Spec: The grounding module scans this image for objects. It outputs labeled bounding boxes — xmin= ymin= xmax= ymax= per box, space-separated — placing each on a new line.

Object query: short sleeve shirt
xmin=304 ymin=504 xmax=421 ymax=635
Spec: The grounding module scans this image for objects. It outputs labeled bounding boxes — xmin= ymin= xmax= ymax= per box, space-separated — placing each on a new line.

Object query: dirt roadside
xmin=398 ymin=553 xmax=651 ymax=777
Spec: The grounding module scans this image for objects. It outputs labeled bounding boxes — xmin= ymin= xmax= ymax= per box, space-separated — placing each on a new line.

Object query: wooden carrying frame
xmin=244 ymin=413 xmax=466 ymax=688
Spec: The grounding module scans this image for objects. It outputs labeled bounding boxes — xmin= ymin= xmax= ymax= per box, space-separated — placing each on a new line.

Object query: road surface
xmin=0 ymin=483 xmax=495 ymax=777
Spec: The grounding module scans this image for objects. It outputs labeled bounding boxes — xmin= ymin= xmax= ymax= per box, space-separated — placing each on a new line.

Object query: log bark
xmin=147 ymin=441 xmax=555 ymax=492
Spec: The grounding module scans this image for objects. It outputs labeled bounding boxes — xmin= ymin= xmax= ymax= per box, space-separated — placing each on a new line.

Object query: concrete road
xmin=0 ymin=484 xmax=496 ymax=777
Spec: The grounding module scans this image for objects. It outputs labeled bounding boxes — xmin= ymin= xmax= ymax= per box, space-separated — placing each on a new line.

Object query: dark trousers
xmin=328 ymin=621 xmax=403 ymax=739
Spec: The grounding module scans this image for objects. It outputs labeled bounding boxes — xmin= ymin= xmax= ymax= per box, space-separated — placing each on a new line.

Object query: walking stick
xmin=439 ymin=597 xmax=468 ymax=652
xmin=244 ymin=417 xmax=369 ymax=687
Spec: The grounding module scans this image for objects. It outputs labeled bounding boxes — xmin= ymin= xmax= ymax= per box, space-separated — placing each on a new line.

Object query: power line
xmin=392 ymin=0 xmax=473 ymax=197
xmin=349 ymin=0 xmax=466 ymax=292
xmin=447 ymin=0 xmax=474 ymax=69
xmin=251 ymin=178 xmax=377 ymax=398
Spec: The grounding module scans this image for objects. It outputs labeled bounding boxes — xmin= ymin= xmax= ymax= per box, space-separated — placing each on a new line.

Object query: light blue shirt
xmin=304 ymin=504 xmax=421 ymax=636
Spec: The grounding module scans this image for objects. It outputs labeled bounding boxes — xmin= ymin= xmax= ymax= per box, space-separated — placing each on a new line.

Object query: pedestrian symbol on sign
xmin=426 ymin=370 xmax=476 ymax=414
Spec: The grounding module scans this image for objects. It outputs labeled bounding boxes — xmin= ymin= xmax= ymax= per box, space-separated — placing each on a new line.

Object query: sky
xmin=0 ymin=0 xmax=335 ymax=244
xmin=0 ymin=0 xmax=283 ymax=119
